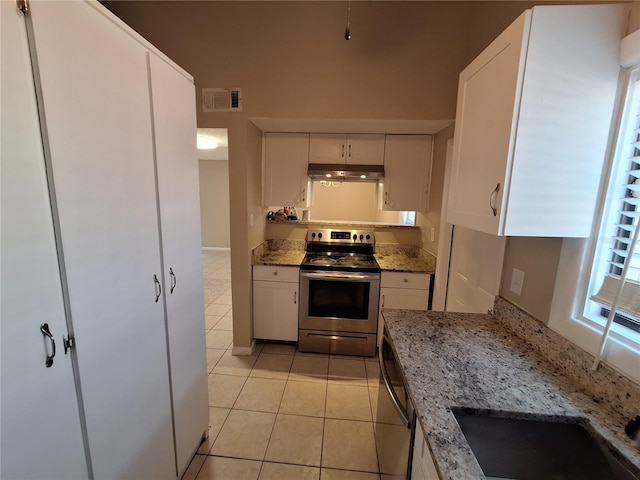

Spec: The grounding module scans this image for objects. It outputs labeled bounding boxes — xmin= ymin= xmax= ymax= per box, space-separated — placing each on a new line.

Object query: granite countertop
xmin=382 ymin=308 xmax=640 ymax=480
xmin=252 ymin=249 xmax=305 ymax=267
xmin=374 ymin=252 xmax=435 ymax=273
xmin=252 ymin=240 xmax=436 ymax=273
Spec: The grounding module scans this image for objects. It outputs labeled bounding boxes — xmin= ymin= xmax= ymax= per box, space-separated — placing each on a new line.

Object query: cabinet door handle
xmin=384 ymin=192 xmax=388 ymax=205
xmin=153 ymin=274 xmax=162 ymax=303
xmin=169 ymin=267 xmax=177 ymax=294
xmin=40 ymin=323 xmax=56 ymax=368
xmin=301 ymin=187 xmax=306 ymax=202
xmin=294 ymin=291 xmax=297 ymax=304
xmin=348 ymin=144 xmax=352 ymax=158
xmin=341 ymin=144 xmax=345 ymax=158
xmin=381 ymin=294 xmax=385 ymax=308
xmin=489 ymin=183 xmax=500 ymax=217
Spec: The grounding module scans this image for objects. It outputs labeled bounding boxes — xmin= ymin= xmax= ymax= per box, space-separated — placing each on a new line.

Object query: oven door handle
xmin=300 ymin=271 xmax=380 ymax=281
xmin=379 ymin=334 xmax=411 ymax=428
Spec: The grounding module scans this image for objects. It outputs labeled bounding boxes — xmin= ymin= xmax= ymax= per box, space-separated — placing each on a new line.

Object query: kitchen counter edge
xmin=381 ymin=308 xmax=640 ymax=480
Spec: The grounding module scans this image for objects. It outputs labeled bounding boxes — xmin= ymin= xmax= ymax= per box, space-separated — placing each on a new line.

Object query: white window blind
xmin=589 ymin=66 xmax=640 ymax=331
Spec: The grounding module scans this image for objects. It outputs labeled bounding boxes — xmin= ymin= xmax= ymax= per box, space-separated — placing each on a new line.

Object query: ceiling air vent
xmin=202 ymin=87 xmax=242 ymax=112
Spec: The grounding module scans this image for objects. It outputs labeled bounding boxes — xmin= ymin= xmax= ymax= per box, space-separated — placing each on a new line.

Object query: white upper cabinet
xmin=381 ymin=135 xmax=433 ymax=212
xmin=264 ymin=133 xmax=310 ymax=207
xmin=309 ymin=133 xmax=385 ymax=165
xmin=447 ymin=4 xmax=629 ymax=237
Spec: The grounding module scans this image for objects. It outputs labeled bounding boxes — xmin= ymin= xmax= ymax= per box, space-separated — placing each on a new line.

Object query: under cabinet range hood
xmin=307 ymin=163 xmax=384 ymax=181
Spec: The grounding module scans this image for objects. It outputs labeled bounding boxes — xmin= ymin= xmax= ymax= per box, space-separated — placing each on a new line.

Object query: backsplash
xmin=493 ymin=296 xmax=640 ymax=420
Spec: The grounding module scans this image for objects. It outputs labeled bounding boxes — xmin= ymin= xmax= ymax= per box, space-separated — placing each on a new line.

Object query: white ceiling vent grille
xmin=202 ymin=87 xmax=242 ymax=112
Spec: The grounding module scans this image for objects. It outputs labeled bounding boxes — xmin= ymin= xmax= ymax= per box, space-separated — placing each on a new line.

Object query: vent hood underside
xmin=307 ymin=163 xmax=384 ymax=181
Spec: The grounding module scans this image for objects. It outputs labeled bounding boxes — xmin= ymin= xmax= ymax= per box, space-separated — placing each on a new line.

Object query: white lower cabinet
xmin=412 ymin=424 xmax=440 ymax=480
xmin=378 ymin=272 xmax=431 ymax=346
xmin=253 ymin=266 xmax=299 ymax=341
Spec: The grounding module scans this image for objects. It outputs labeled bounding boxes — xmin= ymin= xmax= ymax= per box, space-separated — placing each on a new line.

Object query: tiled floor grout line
xmin=198 ymin=251 xmax=383 ymax=479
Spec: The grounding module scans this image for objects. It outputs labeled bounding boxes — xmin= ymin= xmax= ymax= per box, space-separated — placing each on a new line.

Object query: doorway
xmin=198 ymin=128 xmax=230 ymax=248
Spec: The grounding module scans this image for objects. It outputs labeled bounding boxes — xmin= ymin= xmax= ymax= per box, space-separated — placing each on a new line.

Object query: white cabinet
xmin=378 ymin=272 xmax=431 ymax=345
xmin=264 ymin=133 xmax=310 ymax=207
xmin=29 ymin=3 xmax=176 ymax=478
xmin=253 ymin=266 xmax=300 ymax=341
xmin=447 ymin=4 xmax=628 ymax=237
xmin=1 ymin=3 xmax=88 ymax=477
xmin=381 ymin=135 xmax=433 ymax=212
xmin=149 ymin=55 xmax=209 ymax=477
xmin=309 ymin=133 xmax=385 ymax=165
xmin=411 ymin=424 xmax=440 ymax=480
xmin=1 ymin=2 xmax=208 ymax=478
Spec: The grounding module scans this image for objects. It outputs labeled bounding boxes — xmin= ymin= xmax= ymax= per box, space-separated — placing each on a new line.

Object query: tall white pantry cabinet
xmin=1 ymin=1 xmax=208 ymax=479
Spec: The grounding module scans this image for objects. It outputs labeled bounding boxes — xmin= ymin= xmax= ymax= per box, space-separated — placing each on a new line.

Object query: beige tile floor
xmin=184 ymin=250 xmax=382 ymax=480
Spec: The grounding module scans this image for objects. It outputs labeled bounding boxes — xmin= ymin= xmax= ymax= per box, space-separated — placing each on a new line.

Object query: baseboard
xmin=202 ymin=247 xmax=231 ymax=251
xmin=231 ymin=339 xmax=256 ymax=356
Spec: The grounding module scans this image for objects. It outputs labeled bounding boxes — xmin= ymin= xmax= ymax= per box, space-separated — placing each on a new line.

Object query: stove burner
xmin=301 ymin=228 xmax=380 ymax=273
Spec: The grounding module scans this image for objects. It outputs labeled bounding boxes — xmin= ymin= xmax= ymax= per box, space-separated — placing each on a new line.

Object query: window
xmin=583 ymin=66 xmax=640 ymax=339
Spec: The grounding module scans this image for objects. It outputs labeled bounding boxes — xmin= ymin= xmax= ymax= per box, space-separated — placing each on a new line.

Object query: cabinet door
xmin=0 ymin=4 xmax=88 ymax=477
xmin=309 ymin=133 xmax=346 ymax=164
xmin=29 ymin=2 xmax=175 ymax=478
xmin=412 ymin=425 xmax=440 ymax=480
xmin=347 ymin=134 xmax=385 ymax=165
xmin=446 ymin=13 xmax=528 ymax=235
xmin=264 ymin=133 xmax=309 ymax=206
xmin=149 ymin=54 xmax=209 ymax=477
xmin=253 ymin=280 xmax=299 ymax=341
xmin=383 ymin=135 xmax=433 ymax=211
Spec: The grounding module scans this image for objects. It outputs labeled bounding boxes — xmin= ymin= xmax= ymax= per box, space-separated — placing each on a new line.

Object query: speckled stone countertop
xmin=252 ymin=240 xmax=436 ymax=273
xmin=252 ymin=239 xmax=305 ymax=267
xmin=374 ymin=253 xmax=435 ymax=273
xmin=376 ymin=243 xmax=436 ymax=273
xmin=381 ymin=308 xmax=640 ymax=480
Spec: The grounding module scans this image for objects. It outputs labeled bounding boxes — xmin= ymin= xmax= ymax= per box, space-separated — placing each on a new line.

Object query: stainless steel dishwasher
xmin=375 ymin=324 xmax=417 ymax=479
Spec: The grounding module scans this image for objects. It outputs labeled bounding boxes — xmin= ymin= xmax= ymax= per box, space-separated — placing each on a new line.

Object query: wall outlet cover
xmin=510 ymin=268 xmax=525 ymax=296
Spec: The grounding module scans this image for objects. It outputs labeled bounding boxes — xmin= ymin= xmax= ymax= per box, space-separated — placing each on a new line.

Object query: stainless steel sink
xmin=452 ymin=409 xmax=640 ymax=480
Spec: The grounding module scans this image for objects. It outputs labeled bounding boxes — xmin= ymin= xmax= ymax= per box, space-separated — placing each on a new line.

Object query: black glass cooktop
xmin=300 ymin=251 xmax=381 ymax=273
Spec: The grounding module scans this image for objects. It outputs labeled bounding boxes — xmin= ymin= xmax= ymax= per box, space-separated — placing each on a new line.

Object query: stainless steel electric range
xmin=298 ymin=228 xmax=380 ymax=357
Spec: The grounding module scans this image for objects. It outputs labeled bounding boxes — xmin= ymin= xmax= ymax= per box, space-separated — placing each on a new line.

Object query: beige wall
xmin=102 ymin=0 xmax=557 ymax=349
xmin=629 ymin=1 xmax=640 ymax=32
xmin=199 ymin=160 xmax=230 ymax=248
xmin=500 ymin=237 xmax=563 ymax=322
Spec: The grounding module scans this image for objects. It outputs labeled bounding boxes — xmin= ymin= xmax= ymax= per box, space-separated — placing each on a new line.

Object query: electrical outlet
xmin=430 ymin=227 xmax=436 ymax=242
xmin=510 ymin=268 xmax=525 ymax=296
xmin=249 ymin=213 xmax=254 ymax=227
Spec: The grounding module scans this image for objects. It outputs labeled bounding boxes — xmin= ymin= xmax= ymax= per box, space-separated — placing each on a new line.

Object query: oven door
xmin=299 ymin=270 xmax=380 ymax=334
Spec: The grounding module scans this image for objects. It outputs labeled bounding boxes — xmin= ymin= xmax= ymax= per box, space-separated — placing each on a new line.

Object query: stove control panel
xmin=307 ymin=229 xmax=375 ymax=244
